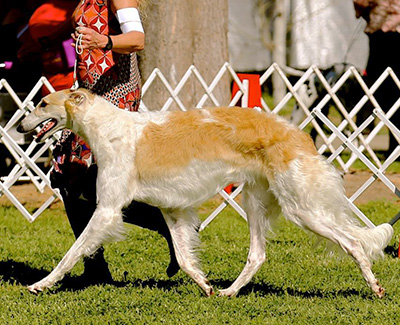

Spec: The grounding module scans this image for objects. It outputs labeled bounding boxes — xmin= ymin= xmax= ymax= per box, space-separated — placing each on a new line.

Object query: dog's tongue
xmin=36 ymin=120 xmax=56 ymax=141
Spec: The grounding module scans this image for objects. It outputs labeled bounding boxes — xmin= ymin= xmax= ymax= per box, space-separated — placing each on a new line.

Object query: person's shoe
xmin=166 ymin=258 xmax=180 ymax=278
xmin=81 ymin=249 xmax=113 ymax=285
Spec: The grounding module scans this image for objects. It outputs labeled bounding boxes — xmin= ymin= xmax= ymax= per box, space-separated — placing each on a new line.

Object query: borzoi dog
xmin=19 ymin=88 xmax=393 ymax=297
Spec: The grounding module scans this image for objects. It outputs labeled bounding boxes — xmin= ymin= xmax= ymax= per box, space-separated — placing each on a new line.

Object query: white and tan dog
xmin=19 ymin=88 xmax=393 ymax=297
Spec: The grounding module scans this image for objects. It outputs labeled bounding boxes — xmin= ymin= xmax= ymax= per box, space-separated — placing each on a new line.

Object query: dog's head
xmin=18 ymin=88 xmax=92 ymax=142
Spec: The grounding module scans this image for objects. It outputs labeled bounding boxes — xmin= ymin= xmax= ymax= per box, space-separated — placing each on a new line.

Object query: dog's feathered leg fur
xmin=162 ymin=208 xmax=213 ymax=296
xmin=219 ymin=181 xmax=281 ymax=297
xmin=59 ymin=188 xmax=113 ymax=284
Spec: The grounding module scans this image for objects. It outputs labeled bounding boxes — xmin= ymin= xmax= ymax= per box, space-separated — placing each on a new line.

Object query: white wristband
xmin=116 ymin=7 xmax=144 ymax=34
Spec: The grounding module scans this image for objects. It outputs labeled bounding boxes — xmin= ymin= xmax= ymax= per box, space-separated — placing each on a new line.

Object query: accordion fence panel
xmin=1 ymin=62 xmax=400 ymax=231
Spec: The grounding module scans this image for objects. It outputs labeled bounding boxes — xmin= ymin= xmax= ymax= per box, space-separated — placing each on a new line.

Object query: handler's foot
xmin=166 ymin=258 xmax=180 ymax=278
xmin=82 ymin=249 xmax=113 ymax=284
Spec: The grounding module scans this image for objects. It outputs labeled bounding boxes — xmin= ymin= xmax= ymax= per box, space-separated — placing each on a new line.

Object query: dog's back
xmin=135 ymin=107 xmax=318 ymax=176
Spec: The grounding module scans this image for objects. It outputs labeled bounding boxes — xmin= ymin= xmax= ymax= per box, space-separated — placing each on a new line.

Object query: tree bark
xmin=272 ymin=0 xmax=287 ymax=105
xmin=139 ymin=0 xmax=230 ymax=110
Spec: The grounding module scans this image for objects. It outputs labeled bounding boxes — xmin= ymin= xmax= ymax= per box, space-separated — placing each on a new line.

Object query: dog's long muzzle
xmin=17 ymin=113 xmax=60 ymax=142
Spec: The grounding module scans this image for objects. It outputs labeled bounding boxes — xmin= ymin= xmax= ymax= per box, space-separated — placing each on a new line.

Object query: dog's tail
xmin=313 ymin=157 xmax=394 ymax=261
xmin=319 ymin=157 xmax=394 ymax=261
xmin=312 ymin=157 xmax=394 ymax=261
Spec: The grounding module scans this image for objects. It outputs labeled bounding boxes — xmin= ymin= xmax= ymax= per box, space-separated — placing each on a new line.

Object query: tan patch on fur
xmin=135 ymin=107 xmax=318 ymax=179
xmin=65 ymin=99 xmax=77 ymax=117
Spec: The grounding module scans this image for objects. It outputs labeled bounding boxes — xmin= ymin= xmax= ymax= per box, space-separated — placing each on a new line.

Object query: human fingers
xmin=75 ymin=26 xmax=85 ymax=34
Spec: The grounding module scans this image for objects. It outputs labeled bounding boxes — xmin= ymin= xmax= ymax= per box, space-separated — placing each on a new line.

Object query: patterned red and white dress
xmin=51 ymin=0 xmax=141 ymax=194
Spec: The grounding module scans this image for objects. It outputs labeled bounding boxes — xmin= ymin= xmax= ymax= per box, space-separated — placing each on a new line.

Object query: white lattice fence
xmin=1 ymin=62 xmax=400 ymax=230
xmin=0 ymin=77 xmax=61 ymax=222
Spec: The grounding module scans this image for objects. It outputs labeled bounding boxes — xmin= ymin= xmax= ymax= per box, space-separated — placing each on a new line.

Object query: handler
xmin=50 ymin=0 xmax=179 ymax=282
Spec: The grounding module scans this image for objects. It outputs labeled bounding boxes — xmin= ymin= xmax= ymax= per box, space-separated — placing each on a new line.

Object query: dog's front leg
xmin=28 ymin=206 xmax=124 ymax=293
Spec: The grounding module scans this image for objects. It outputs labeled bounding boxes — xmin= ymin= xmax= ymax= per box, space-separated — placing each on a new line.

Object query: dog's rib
xmin=20 ymin=89 xmax=393 ymax=297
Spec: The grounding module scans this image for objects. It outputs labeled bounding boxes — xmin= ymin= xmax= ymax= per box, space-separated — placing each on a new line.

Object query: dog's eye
xmin=40 ymin=101 xmax=47 ymax=108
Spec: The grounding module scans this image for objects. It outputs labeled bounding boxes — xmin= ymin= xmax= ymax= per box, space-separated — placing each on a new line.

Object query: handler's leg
xmin=84 ymin=165 xmax=180 ymax=277
xmin=59 ymin=188 xmax=113 ymax=283
xmin=123 ymin=202 xmax=180 ymax=277
xmin=52 ymin=160 xmax=113 ymax=283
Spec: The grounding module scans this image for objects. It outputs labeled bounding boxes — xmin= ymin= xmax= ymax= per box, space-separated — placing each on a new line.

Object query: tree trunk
xmin=139 ymin=0 xmax=230 ymax=111
xmin=272 ymin=0 xmax=287 ymax=106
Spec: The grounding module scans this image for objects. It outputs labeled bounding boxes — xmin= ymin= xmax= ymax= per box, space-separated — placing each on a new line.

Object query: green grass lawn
xmin=1 ymin=200 xmax=400 ymax=324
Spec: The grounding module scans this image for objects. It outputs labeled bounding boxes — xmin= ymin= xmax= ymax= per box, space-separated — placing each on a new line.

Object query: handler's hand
xmin=71 ymin=26 xmax=108 ymax=50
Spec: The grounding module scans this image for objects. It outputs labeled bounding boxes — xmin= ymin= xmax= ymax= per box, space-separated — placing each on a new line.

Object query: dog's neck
xmin=71 ymin=97 xmax=141 ymax=165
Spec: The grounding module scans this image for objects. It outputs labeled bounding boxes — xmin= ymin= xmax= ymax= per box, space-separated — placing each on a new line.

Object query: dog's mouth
xmin=18 ymin=118 xmax=59 ymax=142
xmin=34 ymin=118 xmax=58 ymax=141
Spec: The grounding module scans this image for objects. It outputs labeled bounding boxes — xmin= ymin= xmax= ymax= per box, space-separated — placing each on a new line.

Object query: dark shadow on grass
xmin=0 ymin=260 xmax=375 ymax=298
xmin=211 ymin=279 xmax=372 ymax=299
xmin=0 ymin=260 xmax=50 ymax=285
xmin=58 ymin=277 xmax=186 ymax=293
xmin=384 ymin=243 xmax=399 ymax=258
xmin=0 ymin=260 xmax=184 ymax=293
xmin=0 ymin=260 xmax=115 ymax=290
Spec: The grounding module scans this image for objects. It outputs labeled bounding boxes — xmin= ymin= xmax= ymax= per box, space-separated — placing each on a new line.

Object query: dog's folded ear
xmin=65 ymin=90 xmax=87 ymax=114
xmin=70 ymin=91 xmax=86 ymax=105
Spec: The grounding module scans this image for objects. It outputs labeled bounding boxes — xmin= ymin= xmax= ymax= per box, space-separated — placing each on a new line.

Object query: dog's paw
xmin=27 ymin=281 xmax=49 ymax=295
xmin=375 ymin=285 xmax=385 ymax=298
xmin=205 ymin=286 xmax=214 ymax=297
xmin=371 ymin=280 xmax=385 ymax=298
xmin=218 ymin=288 xmax=237 ymax=297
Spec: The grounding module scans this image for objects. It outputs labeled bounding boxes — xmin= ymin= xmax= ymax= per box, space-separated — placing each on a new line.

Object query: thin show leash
xmin=71 ymin=32 xmax=84 ymax=91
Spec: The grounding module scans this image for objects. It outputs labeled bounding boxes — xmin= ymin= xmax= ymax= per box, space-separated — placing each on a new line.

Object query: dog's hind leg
xmin=299 ymin=220 xmax=386 ymax=297
xmin=27 ymin=206 xmax=124 ymax=293
xmin=334 ymin=232 xmax=384 ymax=297
xmin=271 ymin=156 xmax=392 ymax=297
xmin=219 ymin=182 xmax=281 ymax=297
xmin=162 ymin=208 xmax=213 ymax=296
xmin=304 ymin=221 xmax=385 ymax=296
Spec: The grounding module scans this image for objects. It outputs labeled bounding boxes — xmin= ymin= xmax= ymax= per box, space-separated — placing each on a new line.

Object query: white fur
xmin=19 ymin=89 xmax=393 ymax=297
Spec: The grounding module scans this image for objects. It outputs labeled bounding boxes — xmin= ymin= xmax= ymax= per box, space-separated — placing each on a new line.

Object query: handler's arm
xmin=108 ymin=0 xmax=145 ymax=54
xmin=71 ymin=0 xmax=145 ymax=54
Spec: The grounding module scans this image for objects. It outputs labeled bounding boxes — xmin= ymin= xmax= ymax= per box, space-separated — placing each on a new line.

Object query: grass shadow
xmin=211 ymin=279 xmax=370 ymax=299
xmin=0 ymin=260 xmax=120 ymax=291
xmin=58 ymin=277 xmax=186 ymax=293
xmin=384 ymin=243 xmax=399 ymax=258
xmin=0 ymin=260 xmax=374 ymax=299
xmin=0 ymin=260 xmax=50 ymax=285
xmin=0 ymin=260 xmax=184 ymax=293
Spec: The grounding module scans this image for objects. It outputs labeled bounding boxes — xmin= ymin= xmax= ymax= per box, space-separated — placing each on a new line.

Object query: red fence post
xmin=231 ymin=73 xmax=262 ymax=108
xmin=225 ymin=74 xmax=262 ymax=194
